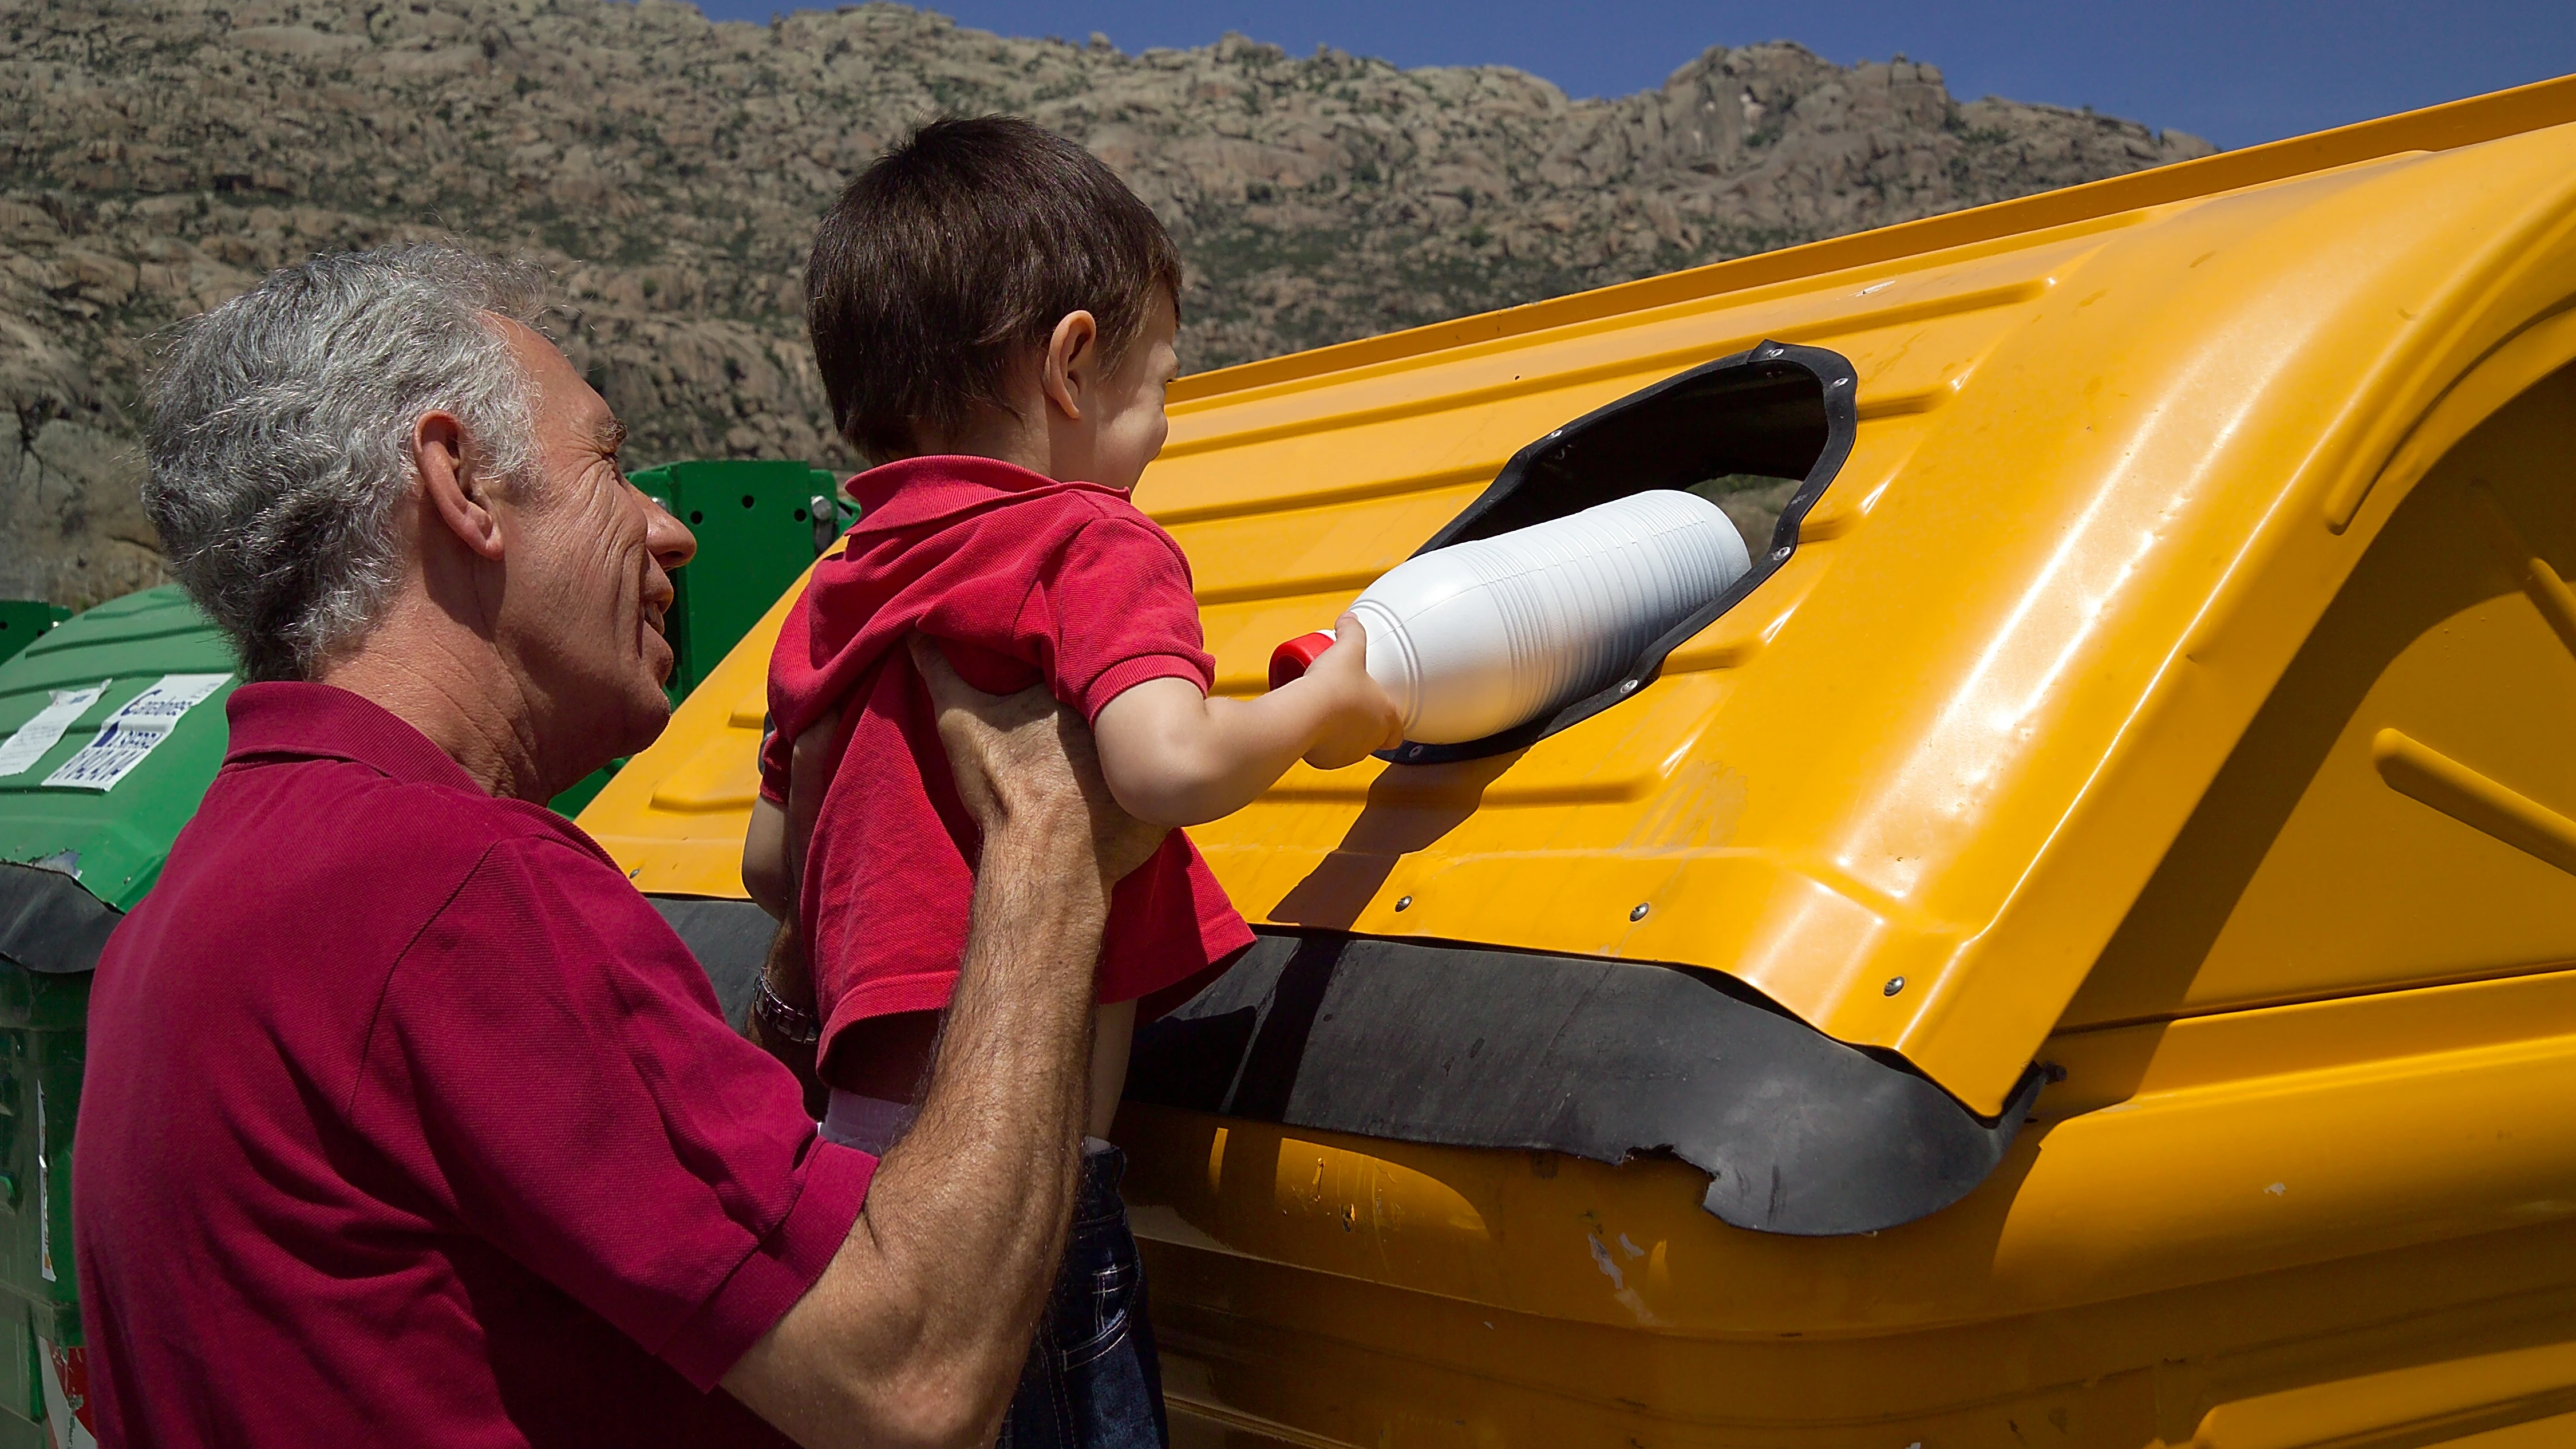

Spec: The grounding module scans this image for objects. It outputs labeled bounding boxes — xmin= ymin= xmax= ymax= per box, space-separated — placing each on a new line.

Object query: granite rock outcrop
xmin=0 ymin=0 xmax=2212 ymax=605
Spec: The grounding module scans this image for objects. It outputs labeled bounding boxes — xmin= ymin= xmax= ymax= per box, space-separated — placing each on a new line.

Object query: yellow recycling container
xmin=583 ymin=70 xmax=2576 ymax=1448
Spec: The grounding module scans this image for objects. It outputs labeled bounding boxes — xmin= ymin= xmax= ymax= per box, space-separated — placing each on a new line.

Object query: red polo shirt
xmin=763 ymin=456 xmax=1254 ymax=1065
xmin=74 ymin=682 xmax=870 ymax=1448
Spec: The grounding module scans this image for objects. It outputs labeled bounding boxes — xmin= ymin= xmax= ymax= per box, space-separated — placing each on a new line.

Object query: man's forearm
xmin=726 ymin=807 xmax=1108 ymax=1449
xmin=872 ymin=816 xmax=1104 ymax=1367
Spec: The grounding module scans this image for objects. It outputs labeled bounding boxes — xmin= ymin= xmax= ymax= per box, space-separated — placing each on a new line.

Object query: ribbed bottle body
xmin=1351 ymin=490 xmax=1751 ymax=743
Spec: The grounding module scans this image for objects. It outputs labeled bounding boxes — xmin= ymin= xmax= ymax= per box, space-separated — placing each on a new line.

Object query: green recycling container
xmin=0 ymin=585 xmax=238 ymax=1447
xmin=0 ymin=607 xmax=67 ymax=673
xmin=629 ymin=459 xmax=850 ymax=700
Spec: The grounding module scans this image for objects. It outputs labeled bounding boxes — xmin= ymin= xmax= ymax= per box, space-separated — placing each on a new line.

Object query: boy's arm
xmin=741 ymin=708 xmax=846 ymax=922
xmin=745 ymin=921 xmax=829 ymax=1120
xmin=740 ymin=710 xmax=844 ymax=1116
xmin=743 ymin=796 xmax=791 ymax=921
xmin=1093 ymin=613 xmax=1401 ymax=827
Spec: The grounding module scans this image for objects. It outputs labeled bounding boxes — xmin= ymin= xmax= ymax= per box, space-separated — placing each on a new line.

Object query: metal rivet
xmin=1629 ymin=903 xmax=1650 ymax=921
xmin=1883 ymin=976 xmax=1906 ymax=997
xmin=1394 ymin=895 xmax=1413 ymax=911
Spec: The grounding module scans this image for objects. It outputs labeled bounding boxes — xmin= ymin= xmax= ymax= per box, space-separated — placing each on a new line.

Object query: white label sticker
xmin=41 ymin=673 xmax=230 ymax=793
xmin=0 ymin=682 xmax=109 ymax=778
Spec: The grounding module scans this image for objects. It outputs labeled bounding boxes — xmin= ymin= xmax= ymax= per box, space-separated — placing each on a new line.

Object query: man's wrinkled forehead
xmin=492 ymin=314 xmax=624 ymax=456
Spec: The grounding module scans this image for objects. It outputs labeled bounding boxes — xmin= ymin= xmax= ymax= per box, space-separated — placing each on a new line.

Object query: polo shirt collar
xmin=223 ymin=681 xmax=483 ymax=793
xmin=846 ymin=455 xmax=1127 ymax=534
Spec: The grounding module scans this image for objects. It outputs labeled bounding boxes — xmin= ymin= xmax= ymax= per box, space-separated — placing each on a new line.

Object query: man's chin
xmin=625 ymin=681 xmax=675 ymax=743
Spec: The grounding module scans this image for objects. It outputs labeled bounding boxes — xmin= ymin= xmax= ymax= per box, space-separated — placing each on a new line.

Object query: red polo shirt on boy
xmin=75 ymin=682 xmax=871 ymax=1448
xmin=764 ymin=455 xmax=1254 ymax=1064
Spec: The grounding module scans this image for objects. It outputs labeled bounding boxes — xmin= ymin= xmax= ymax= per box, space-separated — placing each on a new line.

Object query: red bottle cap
xmin=1267 ymin=630 xmax=1337 ymax=690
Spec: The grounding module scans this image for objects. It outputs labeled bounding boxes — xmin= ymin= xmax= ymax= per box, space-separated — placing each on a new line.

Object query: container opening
xmin=1386 ymin=339 xmax=1857 ymax=765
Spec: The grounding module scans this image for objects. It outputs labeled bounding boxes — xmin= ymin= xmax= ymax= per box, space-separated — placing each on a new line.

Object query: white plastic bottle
xmin=1271 ymin=489 xmax=1752 ymax=745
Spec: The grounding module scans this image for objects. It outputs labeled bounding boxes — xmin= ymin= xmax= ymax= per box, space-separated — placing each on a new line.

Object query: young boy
xmin=742 ymin=116 xmax=1400 ymax=1446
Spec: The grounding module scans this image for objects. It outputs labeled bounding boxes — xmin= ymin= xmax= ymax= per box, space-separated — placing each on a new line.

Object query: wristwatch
xmin=755 ymin=977 xmax=821 ymax=1045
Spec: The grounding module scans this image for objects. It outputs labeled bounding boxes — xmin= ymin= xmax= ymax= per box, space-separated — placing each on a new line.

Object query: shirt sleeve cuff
xmin=658 ymin=1139 xmax=877 ymax=1391
xmin=1080 ymin=654 xmax=1216 ymax=724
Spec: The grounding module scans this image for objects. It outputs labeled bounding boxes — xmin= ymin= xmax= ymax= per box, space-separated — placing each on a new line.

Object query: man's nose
xmin=645 ymin=492 xmax=697 ymax=575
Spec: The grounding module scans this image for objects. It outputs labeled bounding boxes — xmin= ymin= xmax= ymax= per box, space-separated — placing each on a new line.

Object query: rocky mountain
xmin=0 ymin=0 xmax=2212 ymax=607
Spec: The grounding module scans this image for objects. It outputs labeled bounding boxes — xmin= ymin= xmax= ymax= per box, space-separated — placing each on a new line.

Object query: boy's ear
xmin=1041 ymin=310 xmax=1100 ymax=423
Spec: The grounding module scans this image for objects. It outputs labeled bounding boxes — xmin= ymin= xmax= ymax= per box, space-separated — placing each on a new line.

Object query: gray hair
xmin=144 ymin=244 xmax=550 ymax=682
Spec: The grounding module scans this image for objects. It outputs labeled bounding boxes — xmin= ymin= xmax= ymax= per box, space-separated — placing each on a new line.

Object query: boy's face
xmin=1070 ymin=289 xmax=1180 ymax=494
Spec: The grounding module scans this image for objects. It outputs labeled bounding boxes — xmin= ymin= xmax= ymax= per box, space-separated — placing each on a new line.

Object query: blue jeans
xmin=998 ymin=1139 xmax=1170 ymax=1449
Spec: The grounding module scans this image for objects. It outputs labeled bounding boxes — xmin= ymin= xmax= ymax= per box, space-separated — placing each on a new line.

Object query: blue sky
xmin=691 ymin=0 xmax=2576 ymax=150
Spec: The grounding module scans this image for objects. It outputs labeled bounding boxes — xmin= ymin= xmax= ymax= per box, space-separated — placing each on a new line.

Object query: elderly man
xmin=71 ymin=245 xmax=1159 ymax=1447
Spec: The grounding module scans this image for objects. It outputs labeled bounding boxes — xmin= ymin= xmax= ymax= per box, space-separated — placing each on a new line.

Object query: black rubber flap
xmin=647 ymin=896 xmax=775 ymax=1032
xmin=1380 ymin=339 xmax=1859 ymax=766
xmin=0 ymin=860 xmax=121 ymax=975
xmin=1128 ymin=931 xmax=2043 ymax=1237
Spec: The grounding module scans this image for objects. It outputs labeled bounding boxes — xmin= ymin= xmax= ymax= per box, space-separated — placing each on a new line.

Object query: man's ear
xmin=414 ymin=410 xmax=506 ymax=562
xmin=1040 ymin=310 xmax=1100 ymax=423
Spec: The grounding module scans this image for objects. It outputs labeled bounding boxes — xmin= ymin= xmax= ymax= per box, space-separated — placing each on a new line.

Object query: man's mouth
xmin=641 ymin=604 xmax=674 ymax=685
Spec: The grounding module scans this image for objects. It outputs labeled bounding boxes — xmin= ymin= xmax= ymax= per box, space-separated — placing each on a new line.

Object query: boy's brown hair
xmin=808 ymin=115 xmax=1184 ymax=463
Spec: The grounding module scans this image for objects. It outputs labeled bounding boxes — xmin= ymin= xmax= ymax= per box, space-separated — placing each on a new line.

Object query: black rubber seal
xmin=0 ymin=861 xmax=120 ymax=976
xmin=1381 ymin=339 xmax=1859 ymax=766
xmin=646 ymin=895 xmax=775 ymax=1032
xmin=1126 ymin=930 xmax=2042 ymax=1237
xmin=642 ymin=891 xmax=2039 ymax=1236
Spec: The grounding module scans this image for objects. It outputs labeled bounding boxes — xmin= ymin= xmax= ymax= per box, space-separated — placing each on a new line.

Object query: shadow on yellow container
xmin=583 ymin=70 xmax=2576 ymax=1448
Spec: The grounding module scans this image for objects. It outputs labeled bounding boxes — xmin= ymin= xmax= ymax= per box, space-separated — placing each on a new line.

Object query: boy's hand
xmin=1299 ymin=613 xmax=1406 ymax=768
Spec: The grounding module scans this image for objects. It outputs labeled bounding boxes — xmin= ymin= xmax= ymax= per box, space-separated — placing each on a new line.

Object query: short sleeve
xmin=365 ymin=836 xmax=871 ymax=1391
xmin=1025 ymin=517 xmax=1216 ymax=721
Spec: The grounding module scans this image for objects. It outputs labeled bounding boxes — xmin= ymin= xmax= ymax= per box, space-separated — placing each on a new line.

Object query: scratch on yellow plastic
xmin=581 ymin=77 xmax=2576 ymax=1447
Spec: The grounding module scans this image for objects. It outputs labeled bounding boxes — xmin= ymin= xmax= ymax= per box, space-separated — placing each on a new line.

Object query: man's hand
xmin=909 ymin=635 xmax=1168 ymax=891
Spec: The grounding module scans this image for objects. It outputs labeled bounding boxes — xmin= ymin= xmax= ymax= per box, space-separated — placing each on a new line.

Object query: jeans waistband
xmin=824 ymin=1090 xmax=1124 ymax=1179
xmin=820 ymin=1091 xmax=918 ymax=1154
